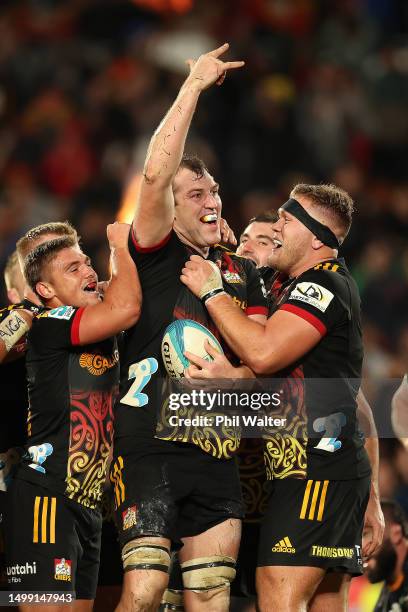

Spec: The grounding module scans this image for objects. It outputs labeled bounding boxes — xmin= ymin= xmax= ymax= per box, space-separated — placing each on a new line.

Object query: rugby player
xmin=234 ymin=212 xmax=382 ymax=607
xmin=366 ymin=500 xmax=408 ymax=612
xmin=0 ymin=223 xmax=81 ymax=364
xmin=181 ymin=183 xmax=374 ymax=611
xmin=237 ymin=212 xmax=277 ymax=270
xmin=4 ymin=222 xmax=141 ymax=611
xmin=111 ymin=43 xmax=268 ymax=612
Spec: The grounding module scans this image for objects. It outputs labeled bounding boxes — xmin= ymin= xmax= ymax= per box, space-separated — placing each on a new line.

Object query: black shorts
xmin=257 ymin=476 xmax=370 ymax=575
xmin=110 ymin=437 xmax=243 ymax=548
xmin=4 ymin=478 xmax=102 ymax=599
xmin=0 ymin=491 xmax=7 ymax=590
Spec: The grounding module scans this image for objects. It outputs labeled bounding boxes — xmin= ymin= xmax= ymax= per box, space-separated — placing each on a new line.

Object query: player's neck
xmin=174 ymin=229 xmax=210 ymax=258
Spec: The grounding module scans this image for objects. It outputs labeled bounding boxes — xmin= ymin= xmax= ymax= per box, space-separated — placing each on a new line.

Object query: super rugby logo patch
xmin=289 ymin=282 xmax=334 ymax=312
xmin=47 ymin=306 xmax=75 ymax=320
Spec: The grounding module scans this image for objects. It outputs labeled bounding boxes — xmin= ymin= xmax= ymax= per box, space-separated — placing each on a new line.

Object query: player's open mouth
xmin=83 ymin=282 xmax=97 ymax=292
xmin=273 ymin=239 xmax=282 ymax=249
xmin=200 ymin=213 xmax=218 ymax=225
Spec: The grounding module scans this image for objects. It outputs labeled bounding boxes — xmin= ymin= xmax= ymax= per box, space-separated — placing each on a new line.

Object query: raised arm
xmin=77 ymin=223 xmax=141 ymax=345
xmin=133 ymin=43 xmax=244 ymax=248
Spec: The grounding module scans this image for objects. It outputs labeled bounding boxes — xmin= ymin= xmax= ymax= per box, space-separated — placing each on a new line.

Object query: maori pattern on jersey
xmin=238 ymin=439 xmax=267 ymax=523
xmin=156 ymin=398 xmax=240 ymax=460
xmin=66 ymin=389 xmax=116 ymax=508
xmin=262 ymin=368 xmax=307 ymax=479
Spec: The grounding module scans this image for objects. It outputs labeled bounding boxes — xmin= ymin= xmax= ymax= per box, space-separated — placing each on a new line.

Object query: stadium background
xmin=0 ymin=1 xmax=407 ymax=610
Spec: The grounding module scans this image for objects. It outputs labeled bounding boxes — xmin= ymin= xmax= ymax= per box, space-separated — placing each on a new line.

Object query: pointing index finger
xmin=221 ymin=61 xmax=245 ymax=70
xmin=209 ymin=43 xmax=229 ymax=58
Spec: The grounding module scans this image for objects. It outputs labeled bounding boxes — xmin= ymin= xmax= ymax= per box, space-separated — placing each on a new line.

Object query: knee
xmin=119 ymin=538 xmax=171 ymax=611
xmin=181 ymin=555 xmax=236 ymax=611
xmin=121 ymin=537 xmax=171 ymax=574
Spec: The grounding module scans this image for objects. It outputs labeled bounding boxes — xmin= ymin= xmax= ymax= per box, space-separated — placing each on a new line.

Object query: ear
xmin=311 ymin=235 xmax=325 ymax=250
xmin=7 ymin=288 xmax=22 ymax=305
xmin=35 ymin=281 xmax=55 ymax=301
xmin=390 ymin=523 xmax=403 ymax=545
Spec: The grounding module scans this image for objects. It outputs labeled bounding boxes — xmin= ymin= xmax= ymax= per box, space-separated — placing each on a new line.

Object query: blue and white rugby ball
xmin=161 ymin=319 xmax=223 ymax=379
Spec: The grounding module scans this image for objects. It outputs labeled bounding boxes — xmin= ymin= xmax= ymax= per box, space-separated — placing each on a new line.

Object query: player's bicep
xmin=75 ymin=301 xmax=139 ymax=346
xmin=132 ymin=181 xmax=175 ymax=248
xmin=258 ymin=310 xmax=322 ymax=373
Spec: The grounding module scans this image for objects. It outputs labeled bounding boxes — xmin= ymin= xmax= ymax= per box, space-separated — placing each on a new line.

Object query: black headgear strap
xmin=281 ymin=198 xmax=340 ymax=249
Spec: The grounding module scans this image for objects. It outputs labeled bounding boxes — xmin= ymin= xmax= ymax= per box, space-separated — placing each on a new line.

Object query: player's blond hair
xmin=16 ymin=222 xmax=78 ymax=261
xmin=4 ymin=250 xmax=21 ymax=290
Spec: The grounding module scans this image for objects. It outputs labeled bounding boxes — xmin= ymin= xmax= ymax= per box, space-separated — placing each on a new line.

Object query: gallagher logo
xmin=79 ymin=349 xmax=119 ymax=376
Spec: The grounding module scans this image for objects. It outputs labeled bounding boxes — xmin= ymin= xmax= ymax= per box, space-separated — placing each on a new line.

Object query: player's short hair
xmin=4 ymin=250 xmax=20 ymax=290
xmin=16 ymin=222 xmax=78 ymax=261
xmin=24 ymin=236 xmax=77 ymax=293
xmin=177 ymin=154 xmax=208 ymax=180
xmin=290 ymin=183 xmax=354 ymax=243
xmin=381 ymin=499 xmax=408 ymax=538
xmin=248 ymin=211 xmax=278 ymax=225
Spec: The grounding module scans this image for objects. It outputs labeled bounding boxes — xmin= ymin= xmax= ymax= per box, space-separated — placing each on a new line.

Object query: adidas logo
xmin=271 ymin=537 xmax=296 ymax=554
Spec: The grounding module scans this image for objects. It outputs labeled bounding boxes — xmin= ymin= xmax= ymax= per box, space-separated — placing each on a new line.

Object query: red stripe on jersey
xmin=71 ymin=307 xmax=85 ymax=346
xmin=246 ymin=306 xmax=269 ymax=317
xmin=131 ymin=225 xmax=172 ymax=253
xmin=280 ymin=303 xmax=327 ymax=336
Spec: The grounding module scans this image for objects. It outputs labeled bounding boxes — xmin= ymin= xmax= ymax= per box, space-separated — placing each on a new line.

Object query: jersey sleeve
xmin=279 ymin=270 xmax=347 ymax=336
xmin=30 ymin=305 xmax=85 ymax=350
xmin=244 ymin=261 xmax=269 ymax=317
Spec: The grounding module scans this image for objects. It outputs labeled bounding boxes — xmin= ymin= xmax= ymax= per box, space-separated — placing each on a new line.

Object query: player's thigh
xmin=180 ymin=518 xmax=241 ymax=562
xmin=110 ymin=442 xmax=177 ymax=551
xmin=256 ymin=565 xmax=324 ymax=611
xmin=308 ymin=572 xmax=351 ymax=612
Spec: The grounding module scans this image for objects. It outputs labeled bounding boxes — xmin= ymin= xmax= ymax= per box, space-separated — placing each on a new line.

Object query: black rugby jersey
xmin=262 ymin=258 xmax=370 ymax=481
xmin=115 ymin=229 xmax=267 ymax=459
xmin=16 ymin=306 xmax=119 ymax=509
xmin=374 ymin=557 xmax=408 ymax=612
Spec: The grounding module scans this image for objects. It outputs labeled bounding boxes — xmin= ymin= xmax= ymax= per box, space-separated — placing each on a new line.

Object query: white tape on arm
xmin=0 ymin=310 xmax=30 ymax=352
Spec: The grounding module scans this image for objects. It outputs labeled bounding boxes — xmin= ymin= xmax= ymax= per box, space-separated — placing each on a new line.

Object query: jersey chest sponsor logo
xmin=271 ymin=537 xmax=295 ymax=553
xmin=79 ymin=349 xmax=119 ymax=376
xmin=289 ymin=282 xmax=334 ymax=312
xmin=54 ymin=558 xmax=71 ymax=581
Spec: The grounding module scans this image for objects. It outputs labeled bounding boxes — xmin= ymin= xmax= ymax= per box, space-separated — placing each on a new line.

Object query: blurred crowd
xmin=0 ymin=0 xmax=407 ymax=519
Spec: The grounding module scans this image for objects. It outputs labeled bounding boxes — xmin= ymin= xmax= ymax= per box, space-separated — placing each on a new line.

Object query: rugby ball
xmin=161 ymin=319 xmax=223 ymax=379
